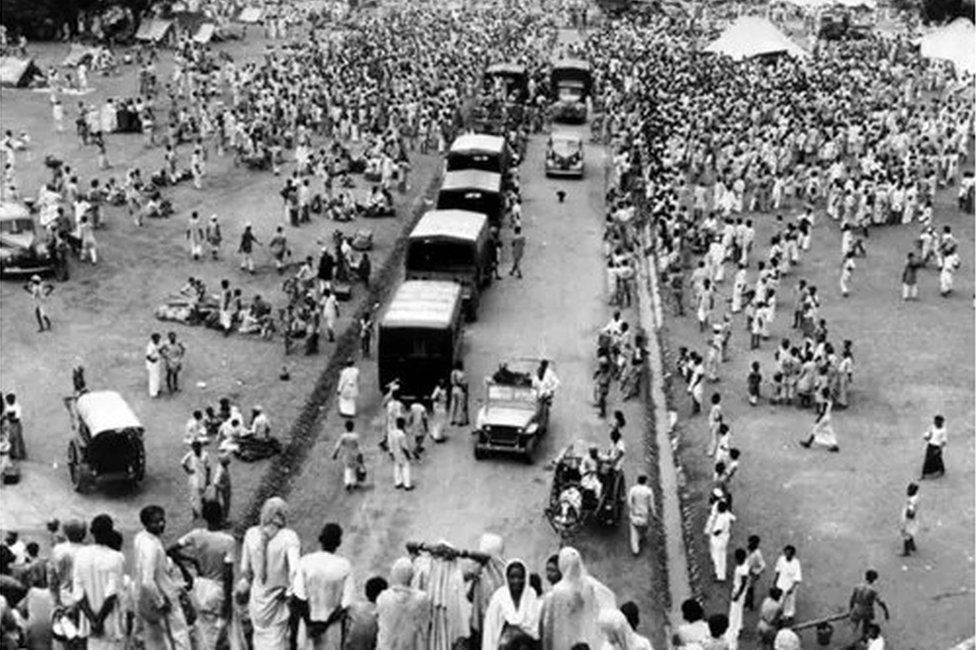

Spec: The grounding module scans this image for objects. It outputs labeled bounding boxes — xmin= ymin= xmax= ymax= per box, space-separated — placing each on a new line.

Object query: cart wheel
xmin=522 ymin=438 xmax=535 ymax=465
xmin=75 ymin=464 xmax=94 ymax=494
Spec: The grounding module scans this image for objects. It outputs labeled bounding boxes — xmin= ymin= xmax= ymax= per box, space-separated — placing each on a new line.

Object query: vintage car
xmin=544 ymin=440 xmax=626 ymax=540
xmin=473 ymin=360 xmax=553 ymax=462
xmin=64 ymin=390 xmax=146 ymax=493
xmin=545 ymin=133 xmax=584 ymax=178
xmin=550 ymin=59 xmax=592 ymax=124
xmin=0 ymin=202 xmax=53 ymax=278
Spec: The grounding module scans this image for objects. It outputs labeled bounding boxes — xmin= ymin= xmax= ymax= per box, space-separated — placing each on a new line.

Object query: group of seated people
xmin=185 ymin=397 xmax=280 ymax=461
xmin=323 ymin=185 xmax=394 ymax=221
xmin=160 ymin=278 xmax=277 ymax=337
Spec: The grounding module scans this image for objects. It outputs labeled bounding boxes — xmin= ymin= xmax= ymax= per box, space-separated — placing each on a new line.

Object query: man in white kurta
xmin=133 ymin=506 xmax=191 ymax=650
xmin=293 ymin=523 xmax=355 ymax=650
xmin=773 ymin=546 xmax=803 ymax=622
xmin=180 ymin=441 xmax=212 ymax=519
xmin=705 ymin=500 xmax=735 ymax=582
xmin=146 ymin=334 xmax=162 ymax=398
xmin=73 ymin=518 xmax=127 ymax=650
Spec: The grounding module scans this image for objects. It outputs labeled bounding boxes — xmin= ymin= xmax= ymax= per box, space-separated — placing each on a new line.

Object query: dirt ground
xmin=664 ymin=180 xmax=975 ymax=648
xmin=0 ymin=34 xmax=442 ymax=542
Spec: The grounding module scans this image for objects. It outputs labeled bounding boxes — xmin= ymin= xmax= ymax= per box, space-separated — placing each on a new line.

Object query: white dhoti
xmin=147 ymin=361 xmax=161 ymax=397
xmin=430 ymin=405 xmax=447 ymax=441
xmin=249 ymin=588 xmax=291 ymax=650
xmin=810 ymin=420 xmax=838 ymax=448
xmin=940 ymin=268 xmax=953 ymax=294
xmin=709 ymin=533 xmax=729 ymax=580
xmin=781 ymin=589 xmax=797 ymax=619
xmin=727 ymin=594 xmax=745 ymax=649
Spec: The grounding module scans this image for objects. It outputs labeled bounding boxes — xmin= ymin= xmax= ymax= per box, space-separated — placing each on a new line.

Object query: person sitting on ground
xmin=216 ymin=417 xmax=245 ymax=453
xmin=246 ymin=406 xmax=270 ymax=439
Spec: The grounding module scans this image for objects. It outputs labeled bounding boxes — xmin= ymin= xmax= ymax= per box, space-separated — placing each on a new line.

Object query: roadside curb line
xmin=636 ymin=222 xmax=692 ymax=640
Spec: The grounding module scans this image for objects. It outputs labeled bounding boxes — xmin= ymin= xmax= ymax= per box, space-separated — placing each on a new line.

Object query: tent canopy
xmin=134 ymin=18 xmax=173 ymax=42
xmin=193 ymin=23 xmax=216 ymax=43
xmin=0 ymin=57 xmax=41 ymax=88
xmin=705 ymin=16 xmax=809 ymax=60
xmin=917 ymin=18 xmax=976 ymax=75
xmin=237 ymin=7 xmax=263 ymax=22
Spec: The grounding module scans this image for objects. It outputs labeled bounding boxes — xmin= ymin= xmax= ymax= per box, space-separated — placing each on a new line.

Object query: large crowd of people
xmin=582 ymin=1 xmax=971 ymax=648
xmin=0 ymin=0 xmax=972 ymax=647
xmin=0 ymin=500 xmax=663 ymax=650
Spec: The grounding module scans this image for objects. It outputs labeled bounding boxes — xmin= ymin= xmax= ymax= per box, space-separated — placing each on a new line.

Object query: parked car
xmin=0 ymin=202 xmax=52 ymax=278
xmin=545 ymin=133 xmax=584 ymax=178
xmin=64 ymin=390 xmax=146 ymax=493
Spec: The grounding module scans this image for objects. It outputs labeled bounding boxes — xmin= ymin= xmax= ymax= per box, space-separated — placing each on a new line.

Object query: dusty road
xmin=285 ymin=126 xmax=667 ymax=645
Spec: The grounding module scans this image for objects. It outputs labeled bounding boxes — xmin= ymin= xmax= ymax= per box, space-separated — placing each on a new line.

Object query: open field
xmin=0 ymin=35 xmax=443 ymax=543
xmin=665 ymin=181 xmax=975 ymax=648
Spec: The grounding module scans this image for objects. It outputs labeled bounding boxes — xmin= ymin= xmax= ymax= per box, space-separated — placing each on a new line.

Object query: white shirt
xmin=133 ymin=530 xmax=180 ymax=610
xmin=72 ymin=544 xmax=126 ymax=639
xmin=730 ymin=563 xmax=750 ymax=602
xmin=293 ymin=551 xmax=354 ymax=622
xmin=145 ymin=341 xmax=160 ymax=368
xmin=627 ymin=483 xmax=655 ymax=525
xmin=51 ymin=541 xmax=85 ymax=606
xmin=774 ymin=556 xmax=802 ymax=592
xmin=924 ymin=424 xmax=947 ymax=447
xmin=706 ymin=510 xmax=735 ymax=538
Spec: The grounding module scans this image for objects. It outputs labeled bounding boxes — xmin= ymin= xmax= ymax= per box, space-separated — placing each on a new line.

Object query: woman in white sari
xmin=539 ymin=547 xmax=616 ymax=650
xmin=238 ymin=497 xmax=302 ymax=650
xmin=336 ymin=360 xmax=360 ymax=418
xmin=481 ymin=560 xmax=540 ymax=650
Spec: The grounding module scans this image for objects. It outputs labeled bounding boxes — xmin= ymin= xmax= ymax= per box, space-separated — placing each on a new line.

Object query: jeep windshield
xmin=487 ymin=384 xmax=537 ymax=407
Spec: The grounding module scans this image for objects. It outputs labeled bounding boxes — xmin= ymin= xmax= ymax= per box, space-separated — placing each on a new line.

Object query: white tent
xmin=705 ymin=16 xmax=809 ymax=59
xmin=237 ymin=7 xmax=264 ymax=23
xmin=0 ymin=57 xmax=41 ymax=87
xmin=134 ymin=18 xmax=173 ymax=42
xmin=835 ymin=0 xmax=877 ymax=8
xmin=917 ymin=18 xmax=976 ymax=75
xmin=193 ymin=22 xmax=216 ymax=43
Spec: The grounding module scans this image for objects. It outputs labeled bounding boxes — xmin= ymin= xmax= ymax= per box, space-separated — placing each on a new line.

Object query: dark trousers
xmin=166 ymin=366 xmax=181 ymax=392
xmin=34 ymin=307 xmax=51 ymax=331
